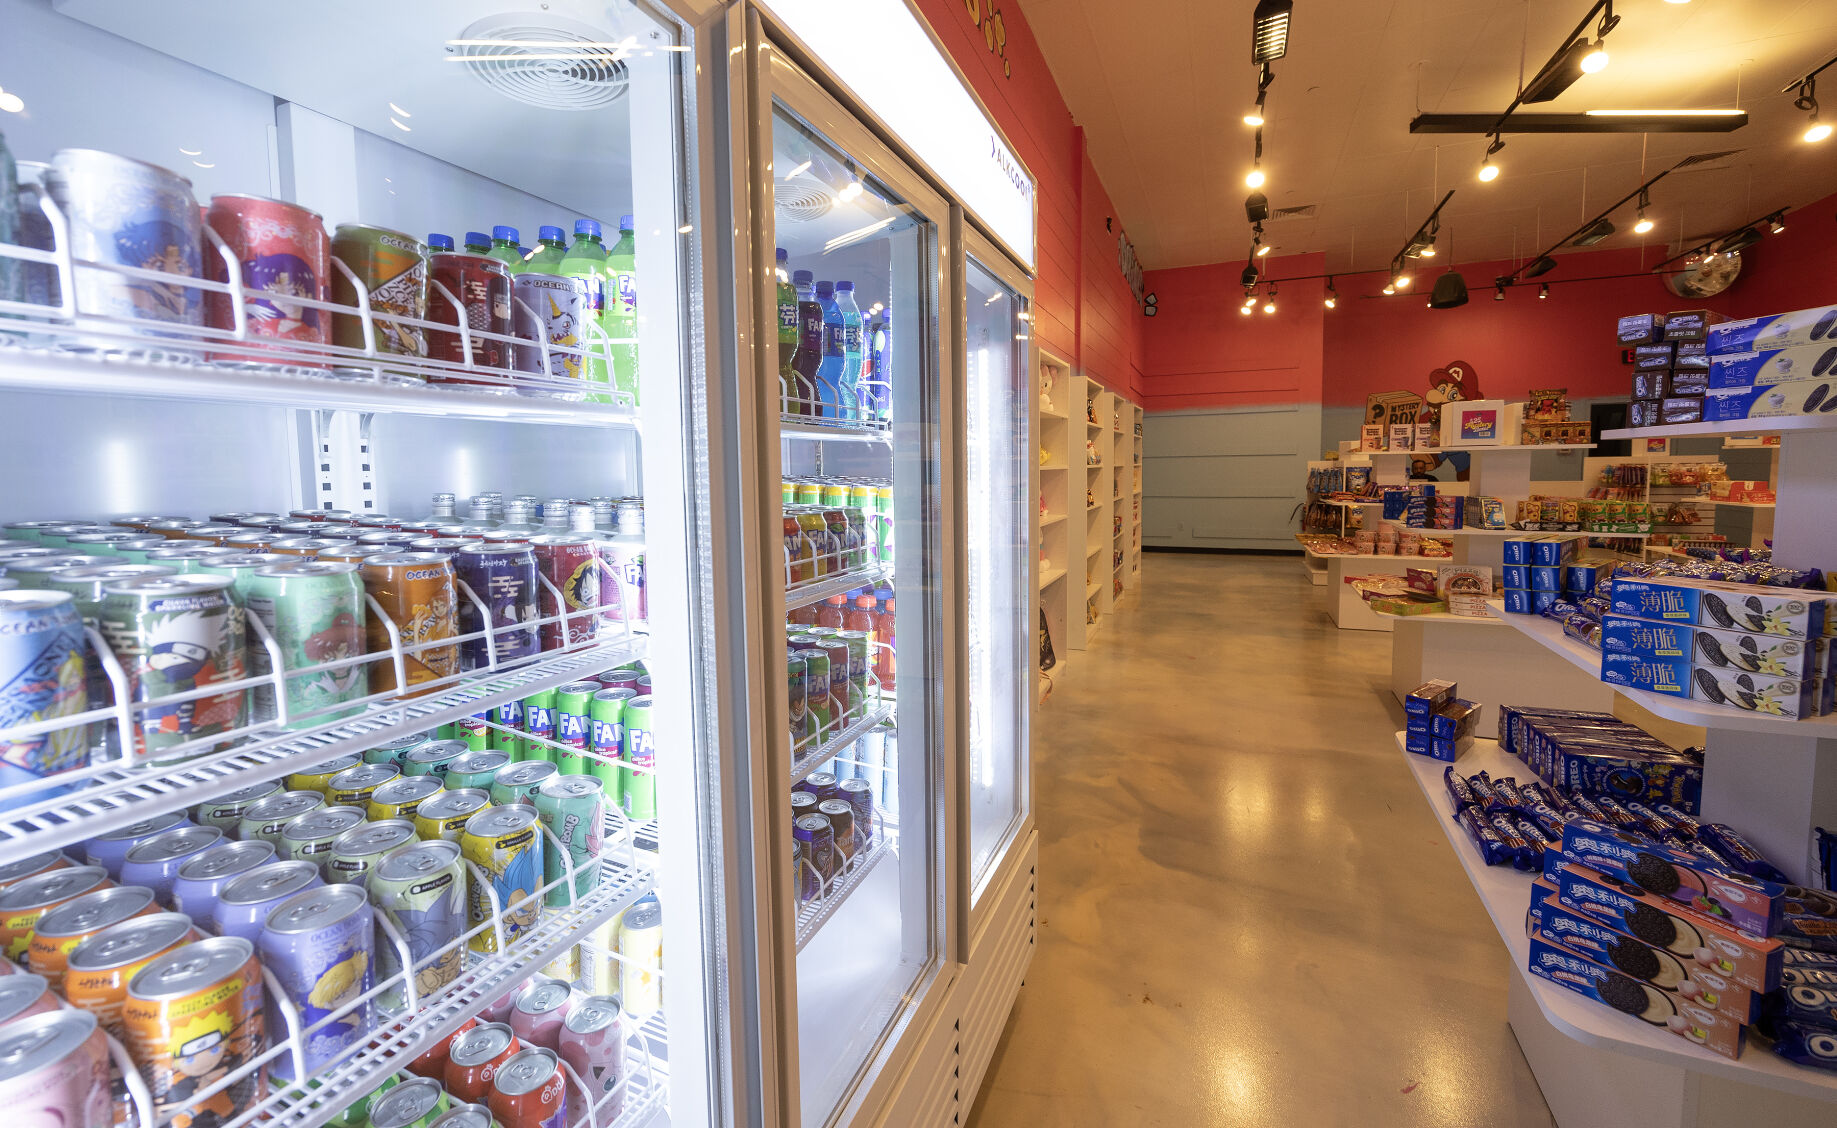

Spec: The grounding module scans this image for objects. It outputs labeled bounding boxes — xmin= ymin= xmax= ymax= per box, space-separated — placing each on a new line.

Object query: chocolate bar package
xmin=1608 ymin=576 xmax=1827 ymax=639
xmin=1600 ymin=652 xmax=1822 ymax=719
xmin=1785 ymin=947 xmax=1837 ymax=970
xmin=1554 ymin=862 xmax=1784 ymax=992
xmin=1662 ymin=309 xmax=1728 ymax=343
xmin=1704 ymin=377 xmax=1837 ymax=423
xmin=1405 ymin=679 xmax=1457 ymax=718
xmin=1707 ymin=343 xmax=1837 ymax=390
xmin=1524 ymin=935 xmax=1745 ymax=1059
xmin=1600 ymin=616 xmax=1823 ymax=680
xmin=1618 ymin=312 xmax=1666 ymax=345
xmin=1528 ymin=883 xmax=1763 ymax=1022
xmin=1706 ymin=304 xmax=1837 ymax=355
xmin=1634 ymin=343 xmax=1677 ymax=370
xmin=1560 ymin=818 xmax=1786 ymax=938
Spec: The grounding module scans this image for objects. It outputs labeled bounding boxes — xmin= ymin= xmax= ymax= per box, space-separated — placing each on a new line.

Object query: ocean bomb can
xmin=368 ymin=839 xmax=466 ymax=1008
xmin=331 ymin=223 xmax=428 ymax=360
xmin=427 ymin=251 xmax=512 ymax=376
xmin=288 ymin=753 xmax=362 ymax=795
xmin=489 ymin=761 xmax=558 ymax=808
xmin=169 ymin=840 xmax=276 ymax=923
xmin=0 ymin=851 xmax=71 ymax=894
xmin=82 ymin=812 xmax=190 ymax=879
xmin=461 ymin=804 xmax=543 ymax=953
xmin=325 ymin=819 xmax=417 ymax=885
xmin=280 ymin=806 xmax=368 ymax=867
xmin=525 ymin=536 xmax=599 ymax=650
xmin=235 ymin=790 xmax=325 ymax=846
xmin=557 ymin=994 xmax=628 ymax=1121
xmin=453 ymin=543 xmax=539 ymax=668
xmin=444 ymin=1022 xmax=519 ymax=1105
xmin=535 ymin=774 xmax=603 ymax=906
xmin=204 ymin=194 xmax=329 ymax=350
xmin=446 ymin=750 xmax=510 ymax=791
xmin=0 ymin=866 xmax=112 ymax=961
xmin=0 ymin=591 xmax=87 ymax=804
xmin=428 ymin=1103 xmax=497 ymax=1128
xmin=259 ymin=883 xmax=373 ymax=1080
xmin=0 ymin=974 xmax=59 ymax=1027
xmin=27 ymin=886 xmax=159 ymax=991
xmin=245 ymin=560 xmax=367 ymax=726
xmin=99 ymin=574 xmax=247 ymax=755
xmin=45 ymin=149 xmax=203 ymax=331
xmin=414 ymin=788 xmax=491 ymax=843
xmin=63 ymin=912 xmax=199 ymax=1037
xmin=368 ymin=1075 xmax=450 ymax=1128
xmin=616 ymin=895 xmax=662 ymax=1021
xmin=328 ymin=762 xmax=402 ymax=808
xmin=209 ymin=859 xmax=322 ymax=943
xmin=192 ymin=779 xmax=282 ymax=833
xmin=511 ymin=272 xmax=588 ymax=384
xmin=507 ymin=979 xmax=573 ymax=1052
xmin=119 ymin=826 xmax=224 ymax=906
xmin=404 ymin=738 xmax=468 ymax=778
xmin=406 ymin=1016 xmax=474 ymax=1080
xmin=620 ymin=694 xmax=655 ymax=820
xmin=361 ymin=553 xmax=459 ymax=696
xmin=366 ymin=732 xmax=431 ymax=768
xmin=0 ymin=1011 xmax=112 ymax=1128
xmin=488 ymin=1046 xmax=566 ymax=1128
xmin=369 ymin=775 xmax=445 ymax=822
xmin=122 ymin=935 xmax=264 ymax=1128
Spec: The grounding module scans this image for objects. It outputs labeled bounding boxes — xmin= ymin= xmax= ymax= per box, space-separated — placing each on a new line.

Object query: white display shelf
xmin=1396 ymin=732 xmax=1837 ymax=1101
xmin=796 ymin=827 xmax=896 ymax=951
xmin=1606 ymin=419 xmax=1837 ymax=441
xmin=784 ymin=563 xmax=891 ymax=613
xmin=1086 ymin=461 xmax=1106 ymax=469
xmin=1484 ymin=599 xmax=1837 ymax=738
xmin=1705 ymin=500 xmax=1777 ymax=509
xmin=1085 ymin=582 xmax=1102 ymax=600
xmin=790 ymin=702 xmax=895 ymax=785
xmin=779 ymin=416 xmax=893 ymax=443
xmin=1086 ymin=503 xmax=1100 ymax=512
xmin=0 ymin=636 xmax=644 ymax=866
xmin=1039 ymin=566 xmax=1067 ymax=589
xmin=1085 ymin=544 xmax=1101 ymax=559
xmin=1041 ymin=513 xmax=1067 ymax=527
xmin=1041 ymin=407 xmax=1068 ymax=420
xmin=1433 ymin=442 xmax=1597 ymax=453
xmin=1385 ymin=524 xmax=1653 ymax=540
xmin=1039 ymin=464 xmax=1068 ymax=472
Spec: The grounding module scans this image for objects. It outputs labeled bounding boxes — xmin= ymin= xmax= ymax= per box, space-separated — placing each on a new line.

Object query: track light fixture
xmin=1633 ymin=190 xmax=1655 ymax=235
xmin=1324 ymin=278 xmax=1337 ymax=309
xmin=1251 ymin=0 xmax=1293 ymax=65
xmin=1539 ymin=283 xmax=1550 ymax=299
xmin=1246 ymin=87 xmax=1268 ymax=128
xmin=1794 ymin=74 xmax=1833 ymax=142
xmin=1263 ymin=282 xmax=1278 ymax=314
xmin=1478 ymin=159 xmax=1500 ymax=182
xmin=1394 ymin=275 xmax=1411 ymax=289
xmin=1716 ymin=227 xmax=1763 ymax=255
xmin=1239 ymin=303 xmax=1253 ymax=316
xmin=1494 ymin=283 xmax=1507 ymax=301
xmin=1246 ymin=191 xmax=1270 ymax=223
xmin=1524 ymin=256 xmax=1558 ymax=278
xmin=1572 ymin=218 xmax=1616 ymax=247
xmin=1382 ymin=282 xmax=1396 ymax=295
xmin=1246 ymin=166 xmax=1266 ymax=189
xmin=1240 ymin=263 xmax=1260 ymax=287
xmin=1771 ymin=216 xmax=1788 ymax=234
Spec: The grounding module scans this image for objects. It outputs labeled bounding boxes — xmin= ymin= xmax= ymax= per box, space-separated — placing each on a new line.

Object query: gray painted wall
xmin=1142 ymin=403 xmax=1322 ymax=551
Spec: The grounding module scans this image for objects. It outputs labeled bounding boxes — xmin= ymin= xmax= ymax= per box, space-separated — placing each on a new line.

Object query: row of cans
xmin=790 ymin=770 xmax=878 ymax=905
xmin=785 ymin=624 xmax=876 ymax=750
xmin=780 ymin=477 xmax=893 ymax=568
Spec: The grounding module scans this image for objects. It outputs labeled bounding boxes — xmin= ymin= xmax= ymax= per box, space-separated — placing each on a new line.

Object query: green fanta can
xmin=587 ymin=687 xmax=633 ymax=793
xmin=621 ymin=694 xmax=655 ymax=819
xmin=245 ymin=560 xmax=367 ymax=727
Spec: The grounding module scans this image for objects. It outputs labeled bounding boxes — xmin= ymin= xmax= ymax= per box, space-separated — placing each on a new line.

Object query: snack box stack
xmin=1496 ymin=704 xmax=1704 ymax=811
xmin=1429 ymin=492 xmax=1464 ymax=531
xmin=1501 ymin=535 xmax=1581 ymax=615
xmin=1403 ymin=679 xmax=1479 ymax=762
xmin=1698 ymin=302 xmax=1837 ymax=424
xmin=1620 ymin=310 xmax=1727 ymax=428
xmin=1531 ymin=566 xmax=1612 ymax=650
xmin=1463 ymin=495 xmax=1508 ymax=529
xmin=1600 ymin=574 xmax=1836 ymax=720
xmin=1521 ymin=420 xmax=1595 ymax=445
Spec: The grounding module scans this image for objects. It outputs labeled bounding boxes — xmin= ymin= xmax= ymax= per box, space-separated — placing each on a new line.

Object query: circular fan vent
xmin=453 ymin=13 xmax=630 ymax=111
xmin=776 ymin=181 xmax=833 ymax=223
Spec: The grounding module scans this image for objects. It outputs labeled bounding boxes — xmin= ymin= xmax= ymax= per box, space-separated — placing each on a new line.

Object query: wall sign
xmin=767 ymin=0 xmax=1037 ymax=270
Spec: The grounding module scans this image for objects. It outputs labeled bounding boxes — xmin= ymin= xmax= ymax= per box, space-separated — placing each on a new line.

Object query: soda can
xmin=203 ymin=194 xmax=329 ymax=353
xmin=507 ymin=979 xmax=573 ymax=1052
xmin=428 ymin=1104 xmax=495 ymax=1128
xmin=591 ymin=534 xmax=646 ymax=632
xmin=837 ymin=629 xmax=871 ymax=712
xmin=793 ymin=648 xmax=831 ymax=737
xmin=586 ymin=689 xmax=632 ymax=794
xmin=489 ymin=1046 xmax=567 ymax=1128
xmin=98 ymin=574 xmax=246 ymax=756
xmin=119 ymin=826 xmax=224 ymax=907
xmin=169 ymin=840 xmax=276 ymax=923
xmin=27 ymin=886 xmax=158 ymax=993
xmin=836 ymin=777 xmax=875 ymax=848
xmin=280 ymin=806 xmax=367 ymax=867
xmin=447 ymin=750 xmax=510 ymax=791
xmin=620 ymin=694 xmax=655 ymax=820
xmin=0 ymin=591 xmax=88 ymax=804
xmin=0 ymin=525 xmax=77 ymax=545
xmin=178 ymin=524 xmax=252 ymax=545
xmin=413 ymin=788 xmax=491 ymax=843
xmin=461 ymin=804 xmax=543 ymax=953
xmin=58 ymin=532 xmax=142 ymax=558
xmin=800 ymin=772 xmax=839 ymax=803
xmin=368 ymin=1076 xmax=450 ymax=1128
xmin=815 ymin=639 xmax=849 ymax=720
xmin=266 ymin=537 xmax=351 ymax=558
xmin=234 ymin=515 xmax=286 ymax=531
xmin=445 ymin=1023 xmax=520 ymax=1106
xmin=429 ymin=252 xmax=513 ymax=379
xmin=362 ymin=553 xmax=459 ymax=696
xmin=535 ymin=774 xmax=603 ymax=906
xmin=235 ymin=790 xmax=324 ymax=846
xmin=537 ymin=926 xmax=578 ymax=983
xmin=0 ymin=851 xmax=71 ymax=893
xmin=273 ymin=520 xmax=323 ymax=536
xmin=490 ymin=761 xmax=558 ymax=809
xmin=818 ymin=799 xmax=857 ymax=864
xmin=511 ymin=273 xmax=588 ymax=386
xmin=139 ymin=545 xmax=239 ymax=572
xmin=594 ymin=669 xmax=641 ymax=692
xmin=63 ymin=912 xmax=200 ymax=1038
xmin=522 ymin=688 xmax=557 ymax=763
xmin=192 ymin=779 xmax=282 ymax=833
xmin=526 ymin=536 xmax=598 ymax=651
xmin=325 ymin=819 xmax=416 ymax=885
xmin=288 ymin=753 xmax=362 ymax=794
xmin=0 ymin=866 xmax=112 ymax=961
xmin=453 ymin=713 xmax=491 ymax=752
xmin=368 ymin=839 xmax=466 ymax=1008
xmin=786 ymin=654 xmax=808 ymax=748
xmin=554 ymin=682 xmax=597 ymax=774
xmin=315 ymin=544 xmax=395 ymax=566
xmin=193 ymin=552 xmax=287 ymax=600
xmin=122 ymin=935 xmax=264 ymax=1128
xmin=245 ymin=560 xmax=367 ymax=726
xmin=453 ymin=543 xmax=539 ymax=669
xmin=616 ymin=895 xmax=663 ymax=1020
xmin=101 ymin=537 xmax=172 ymax=565
xmin=3 ymin=557 xmax=112 ymax=589
xmin=0 ymin=1011 xmax=112 ymax=1128
xmin=260 ymin=883 xmax=373 ymax=1079
xmin=403 ymin=738 xmax=468 ymax=779
xmin=331 ymin=223 xmax=428 ymax=362
xmin=357 ymin=532 xmax=422 ymax=550
xmin=366 ymin=732 xmax=430 ymax=768
xmin=328 ymin=762 xmax=401 ymax=808
xmin=45 ymin=149 xmax=203 ymax=332
xmin=82 ymin=813 xmax=190 ymax=879
xmin=0 ymin=973 xmax=58 ymax=1028
xmin=557 ymin=994 xmax=628 ymax=1121
xmin=368 ymin=775 xmax=445 ymax=822
xmin=210 ymin=859 xmax=322 ymax=944
xmin=793 ymin=814 xmax=835 ymax=894
xmin=406 ymin=1017 xmax=474 ymax=1080
xmin=487 ymin=698 xmax=525 ymax=762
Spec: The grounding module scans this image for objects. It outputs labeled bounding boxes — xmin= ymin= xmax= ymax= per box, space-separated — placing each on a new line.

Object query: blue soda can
xmin=453 ymin=543 xmax=539 ymax=669
xmin=259 ymin=882 xmax=374 ymax=1081
xmin=44 ymin=149 xmax=204 ymax=332
xmin=0 ymin=590 xmax=88 ymax=809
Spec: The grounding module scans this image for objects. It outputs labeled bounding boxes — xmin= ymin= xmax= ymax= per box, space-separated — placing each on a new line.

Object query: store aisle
xmin=968 ymin=554 xmax=1556 ymax=1128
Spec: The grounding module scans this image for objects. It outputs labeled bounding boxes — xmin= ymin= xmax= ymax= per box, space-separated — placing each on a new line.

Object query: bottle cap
xmin=427 ymin=233 xmax=454 ymax=251
xmin=816 ymin=281 xmax=834 ymax=297
xmin=538 ymin=225 xmax=565 ymax=242
xmin=776 ymin=247 xmax=788 ymax=262
xmin=836 ymin=280 xmax=854 ymax=292
xmin=793 ymin=270 xmax=813 ymax=285
xmin=619 ymin=214 xmax=634 ymax=231
xmin=574 ymin=218 xmax=601 ymax=238
xmin=492 ymin=225 xmax=519 ymax=242
xmin=464 ymin=231 xmax=491 ymax=248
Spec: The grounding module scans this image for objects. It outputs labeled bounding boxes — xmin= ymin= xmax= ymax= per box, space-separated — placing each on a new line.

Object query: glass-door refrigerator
xmin=0 ymin=3 xmax=735 ymax=1127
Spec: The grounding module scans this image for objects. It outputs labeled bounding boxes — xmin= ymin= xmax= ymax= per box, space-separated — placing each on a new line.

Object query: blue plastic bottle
xmin=815 ymin=280 xmax=845 ymax=418
xmin=835 ymin=281 xmax=864 ymax=419
xmin=865 ymin=306 xmax=892 ymax=421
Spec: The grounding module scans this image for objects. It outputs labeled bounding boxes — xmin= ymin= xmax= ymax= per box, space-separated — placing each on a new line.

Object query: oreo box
xmin=1601 ymin=653 xmax=1821 ymax=718
xmin=1763 ymin=972 xmax=1837 ymax=1032
xmin=1634 ymin=343 xmax=1677 ymax=370
xmin=1608 ymin=576 xmax=1826 ymax=639
xmin=1404 ymin=729 xmax=1472 ymax=763
xmin=1602 ymin=616 xmax=1821 ymax=679
xmin=1566 ymin=563 xmax=1602 ymax=597
xmin=1532 ymin=536 xmax=1579 ymax=567
xmin=1405 ymin=679 xmax=1457 ymax=718
xmin=1707 ymin=343 xmax=1837 ymax=390
xmin=1503 ymin=588 xmax=1557 ymax=615
xmin=1631 ymin=370 xmax=1665 ymax=400
xmin=1503 ymin=564 xmax=1529 ymax=589
xmin=1430 ymin=699 xmax=1479 ymax=740
xmin=1664 ymin=309 xmax=1728 ymax=343
xmin=1532 ymin=566 xmax=1563 ymax=593
xmin=1672 ymin=340 xmax=1711 ymax=371
xmin=1524 ymin=934 xmax=1745 ymax=1059
xmin=1503 ymin=537 xmax=1536 ymax=566
xmin=1548 ymin=745 xmax=1703 ymax=812
xmin=1704 ymin=378 xmax=1837 ymax=423
xmin=1528 ymin=883 xmax=1762 ymax=1022
xmin=1554 ymin=862 xmax=1783 ymax=992
xmin=1618 ymin=312 xmax=1666 ymax=345
xmin=1778 ymin=886 xmax=1837 ymax=954
xmin=1706 ymin=304 xmax=1837 ymax=355
xmin=1560 ymin=819 xmax=1786 ymax=938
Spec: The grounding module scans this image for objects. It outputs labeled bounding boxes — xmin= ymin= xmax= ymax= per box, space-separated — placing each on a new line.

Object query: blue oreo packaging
xmin=1558 ymin=818 xmax=1786 ymax=938
xmin=1599 ymin=653 xmax=1823 ymax=718
xmin=1404 ymin=679 xmax=1457 ymax=718
xmin=1565 ymin=563 xmax=1601 ymax=597
xmin=1706 ymin=303 xmax=1837 ymax=355
xmin=1503 ymin=588 xmax=1557 ymax=615
xmin=1601 ymin=616 xmax=1822 ymax=679
xmin=1777 ymin=885 xmax=1837 ymax=954
xmin=1403 ymin=730 xmax=1469 ymax=763
xmin=1502 ymin=564 xmax=1529 ymax=590
xmin=1553 ymin=862 xmax=1783 ymax=992
xmin=1607 ymin=576 xmax=1826 ymax=639
xmin=1760 ymin=1017 xmax=1837 ymax=1072
xmin=1531 ymin=566 xmax=1563 ymax=593
xmin=1705 ymin=378 xmax=1837 ymax=424
xmin=1706 ymin=343 xmax=1837 ymax=389
xmin=1523 ymin=935 xmax=1745 ymax=1059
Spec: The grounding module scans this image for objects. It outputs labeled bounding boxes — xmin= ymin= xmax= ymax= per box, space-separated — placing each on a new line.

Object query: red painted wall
xmin=1139 ymin=252 xmax=1326 ymax=412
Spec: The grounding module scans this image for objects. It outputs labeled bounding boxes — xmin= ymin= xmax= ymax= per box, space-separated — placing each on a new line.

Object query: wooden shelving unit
xmin=1035 ymin=349 xmax=1074 ymax=690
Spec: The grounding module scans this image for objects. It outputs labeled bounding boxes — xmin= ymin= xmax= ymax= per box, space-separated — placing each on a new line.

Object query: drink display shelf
xmin=790 ymin=702 xmax=895 ymax=785
xmin=796 ymin=823 xmax=896 ymax=952
xmin=1484 ymin=599 xmax=1837 ymax=737
xmin=784 ymin=562 xmax=891 ymax=614
xmin=0 ymin=636 xmax=644 ymax=866
xmin=1396 ymin=732 xmax=1837 ymax=1101
xmin=779 ymin=415 xmax=892 ymax=443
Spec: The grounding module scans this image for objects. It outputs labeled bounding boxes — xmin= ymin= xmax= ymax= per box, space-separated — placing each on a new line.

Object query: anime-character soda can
xmin=203 ymin=194 xmax=329 ymax=355
xmin=245 ymin=561 xmax=367 ymax=726
xmin=0 ymin=1010 xmax=113 ymax=1128
xmin=258 ymin=883 xmax=373 ymax=1081
xmin=98 ymin=575 xmax=246 ymax=756
xmin=45 ymin=149 xmax=203 ymax=332
xmin=0 ymin=591 xmax=87 ymax=804
xmin=367 ymin=839 xmax=466 ymax=1012
xmin=122 ymin=935 xmax=264 ymax=1128
xmin=460 ymin=805 xmax=542 ymax=954
xmin=331 ymin=224 xmax=427 ymax=361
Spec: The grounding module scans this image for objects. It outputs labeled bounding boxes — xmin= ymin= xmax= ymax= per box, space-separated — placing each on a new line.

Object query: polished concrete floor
xmin=967 ymin=553 xmax=1557 ymax=1128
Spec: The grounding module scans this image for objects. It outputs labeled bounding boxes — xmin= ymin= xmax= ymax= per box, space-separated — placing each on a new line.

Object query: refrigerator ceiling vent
xmin=777 ymin=181 xmax=836 ymax=223
xmin=453 ymin=13 xmax=631 ymax=111
xmin=1269 ymin=204 xmax=1318 ymax=220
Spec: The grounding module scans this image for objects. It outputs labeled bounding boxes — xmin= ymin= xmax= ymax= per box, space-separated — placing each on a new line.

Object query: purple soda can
xmin=453 ymin=543 xmax=539 ymax=669
xmin=209 ymin=860 xmax=323 ymax=944
xmin=168 ymin=840 xmax=276 ymax=924
xmin=44 ymin=149 xmax=203 ymax=331
xmin=0 ymin=591 xmax=88 ymax=812
xmin=118 ymin=826 xmax=223 ymax=907
xmin=81 ymin=812 xmax=193 ymax=881
xmin=259 ymin=883 xmax=373 ymax=1081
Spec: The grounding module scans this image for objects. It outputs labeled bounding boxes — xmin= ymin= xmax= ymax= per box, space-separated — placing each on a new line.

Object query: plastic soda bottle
xmin=866 ymin=307 xmax=892 ymax=421
xmin=835 ymin=281 xmax=864 ymax=419
xmin=789 ymin=271 xmax=822 ymax=416
xmin=463 ymin=231 xmax=492 ymax=255
xmin=816 ymin=593 xmax=847 ymax=629
xmin=607 ymin=215 xmax=640 ymax=407
xmin=872 ymin=596 xmax=895 ymax=691
xmin=775 ymin=249 xmax=798 ymax=412
xmin=427 ymin=233 xmax=455 ymax=252
xmin=487 ymin=226 xmax=524 ymax=273
xmin=815 ymin=281 xmax=844 ymax=418
xmin=844 ymin=590 xmax=876 ymax=644
xmin=560 ymin=218 xmax=612 ymax=401
xmin=523 ymin=225 xmax=568 ymax=273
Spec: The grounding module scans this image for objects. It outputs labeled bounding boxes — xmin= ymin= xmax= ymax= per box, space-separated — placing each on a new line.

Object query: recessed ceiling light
xmin=0 ymin=91 xmax=23 ymax=114
xmin=389 ymin=102 xmax=412 ymax=118
xmin=390 ymin=117 xmax=412 ymax=132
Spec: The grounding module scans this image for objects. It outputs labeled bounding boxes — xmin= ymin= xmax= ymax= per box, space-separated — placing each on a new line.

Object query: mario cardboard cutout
xmin=1424 ymin=360 xmax=1480 ymax=480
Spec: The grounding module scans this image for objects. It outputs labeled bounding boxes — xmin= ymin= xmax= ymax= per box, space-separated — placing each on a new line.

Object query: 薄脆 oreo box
xmin=1524 ymin=934 xmax=1745 ymax=1059
xmin=1560 ymin=819 xmax=1786 ymax=938
xmin=1706 ymin=343 xmax=1837 ymax=390
xmin=1607 ymin=576 xmax=1826 ymax=639
xmin=1706 ymin=304 xmax=1837 ymax=355
xmin=1704 ymin=377 xmax=1837 ymax=423
xmin=1527 ymin=882 xmax=1762 ymax=1022
xmin=1554 ymin=862 xmax=1783 ymax=992
xmin=1601 ymin=616 xmax=1822 ymax=680
xmin=1601 ymin=652 xmax=1821 ymax=718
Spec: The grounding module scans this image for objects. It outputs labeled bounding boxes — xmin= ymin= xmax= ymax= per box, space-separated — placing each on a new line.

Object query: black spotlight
xmin=1572 ymin=219 xmax=1616 ymax=247
xmin=1716 ymin=227 xmax=1763 ymax=254
xmin=1240 ymin=263 xmax=1261 ymax=287
xmin=1143 ymin=293 xmax=1159 ymax=318
xmin=1252 ymin=0 xmax=1293 ymax=64
xmin=1429 ymin=269 xmax=1469 ymax=309
xmin=1523 ymin=255 xmax=1558 ymax=278
xmin=1245 ymin=191 xmax=1270 ymax=223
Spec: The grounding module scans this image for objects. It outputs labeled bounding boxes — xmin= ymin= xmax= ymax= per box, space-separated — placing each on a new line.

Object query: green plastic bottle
xmin=487 ymin=226 xmax=524 ymax=273
xmin=560 ymin=218 xmax=612 ymax=402
xmin=463 ymin=230 xmax=492 ymax=255
xmin=523 ymin=224 xmax=568 ymax=273
xmin=607 ymin=214 xmax=639 ymax=406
